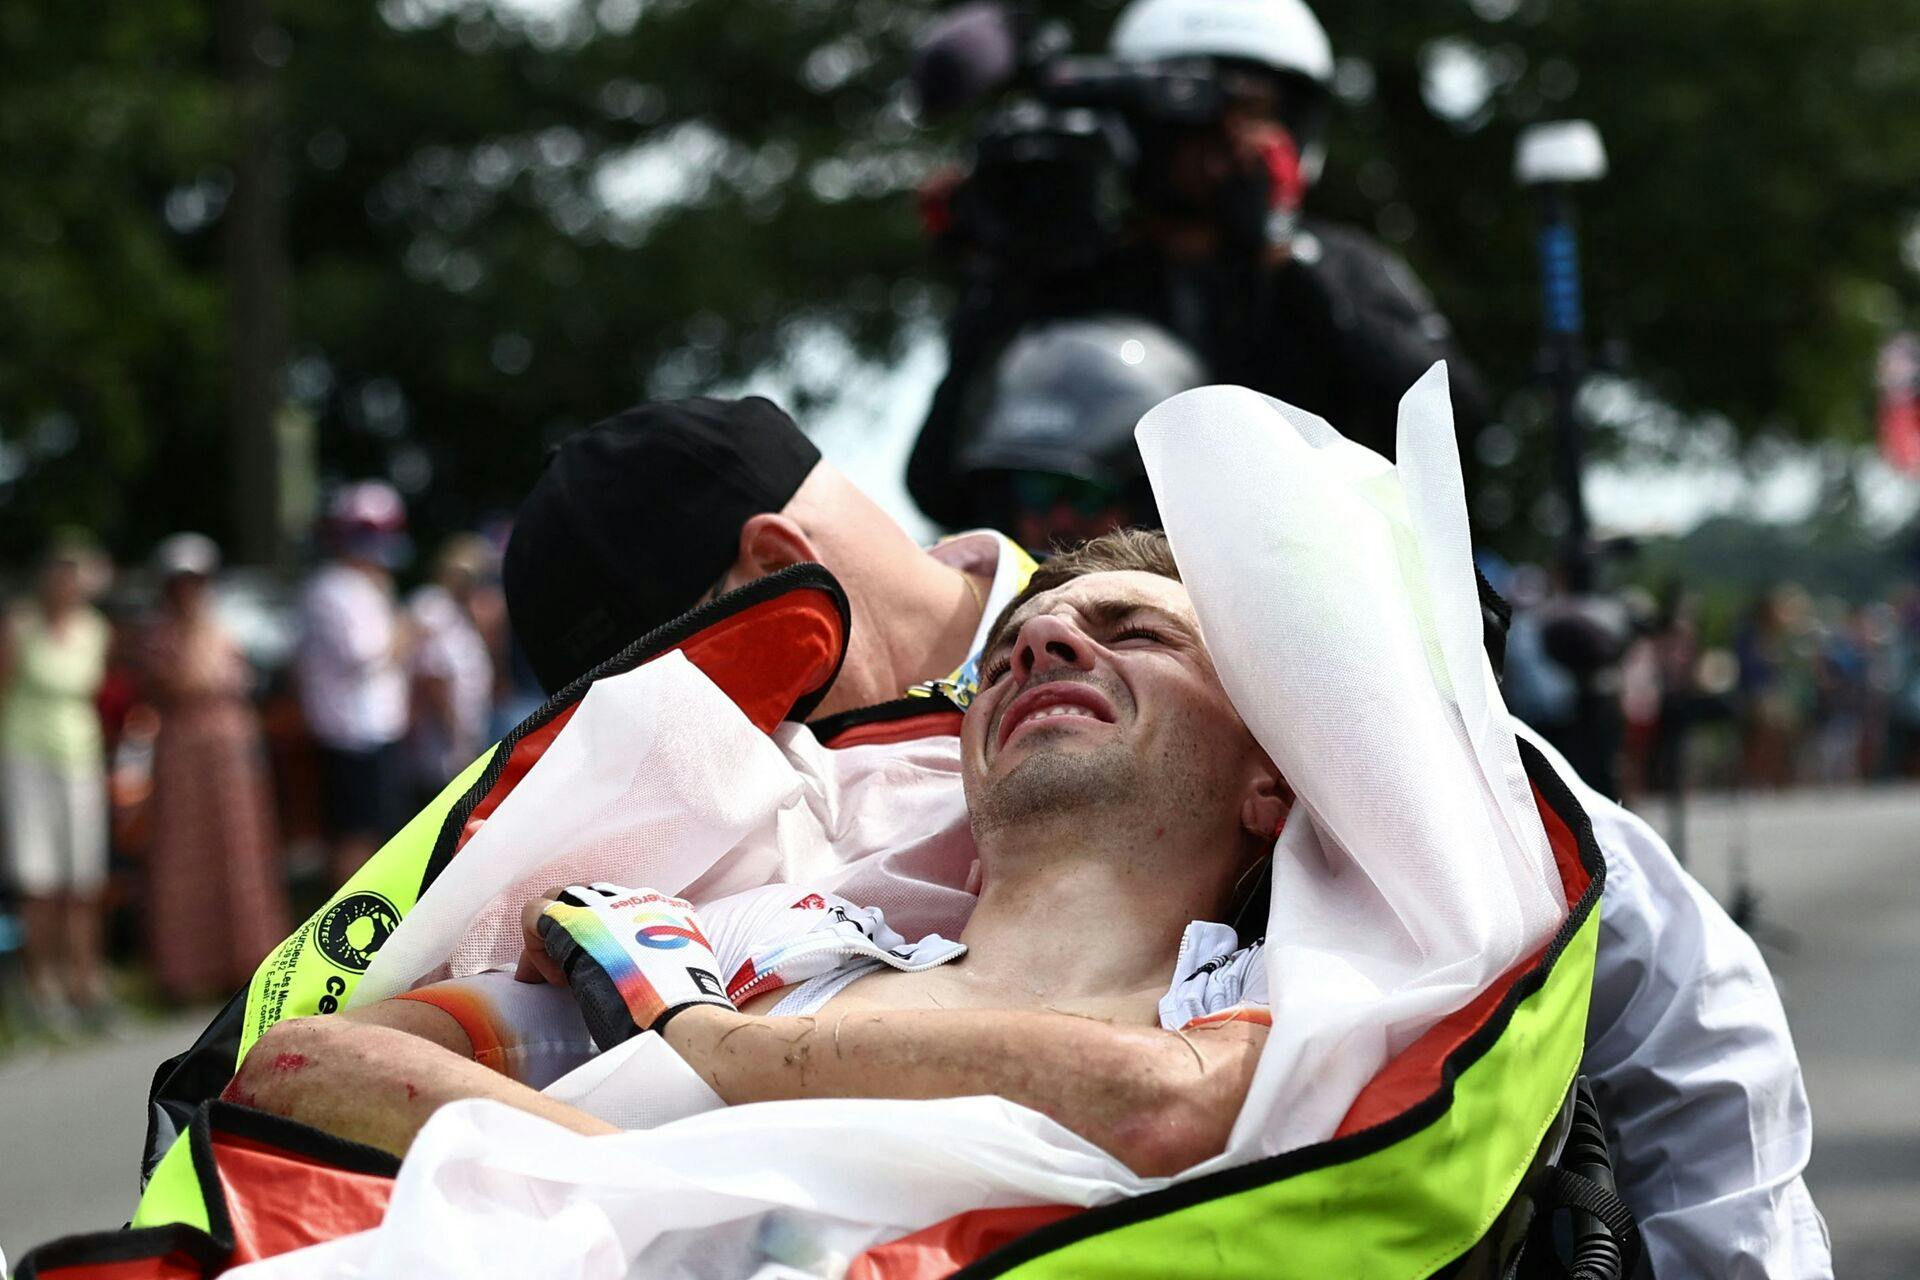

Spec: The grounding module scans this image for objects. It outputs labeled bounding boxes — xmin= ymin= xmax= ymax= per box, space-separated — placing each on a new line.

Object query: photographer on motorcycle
xmin=907 ymin=0 xmax=1488 ymax=533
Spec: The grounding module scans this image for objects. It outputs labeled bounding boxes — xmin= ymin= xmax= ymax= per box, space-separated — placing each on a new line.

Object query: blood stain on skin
xmin=220 ymin=1079 xmax=258 ymax=1107
xmin=270 ymin=1052 xmax=310 ymax=1073
xmin=405 ymin=1082 xmax=420 ymax=1101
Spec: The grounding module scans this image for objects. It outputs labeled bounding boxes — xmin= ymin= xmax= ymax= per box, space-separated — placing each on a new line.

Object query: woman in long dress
xmin=142 ymin=535 xmax=288 ymax=1002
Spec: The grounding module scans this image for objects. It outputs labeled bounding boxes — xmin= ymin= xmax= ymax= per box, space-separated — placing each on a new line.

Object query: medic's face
xmin=961 ymin=570 xmax=1265 ymax=837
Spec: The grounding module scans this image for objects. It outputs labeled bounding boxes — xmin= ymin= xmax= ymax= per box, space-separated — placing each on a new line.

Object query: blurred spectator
xmin=297 ymin=482 xmax=410 ymax=885
xmin=1735 ymin=588 xmax=1800 ymax=788
xmin=406 ymin=535 xmax=497 ymax=803
xmin=1857 ymin=602 xmax=1899 ymax=779
xmin=1646 ymin=592 xmax=1704 ymax=795
xmin=140 ymin=535 xmax=289 ymax=1002
xmin=1808 ymin=600 xmax=1868 ymax=784
xmin=1887 ymin=587 xmax=1920 ymax=775
xmin=94 ymin=603 xmax=143 ymax=759
xmin=0 ymin=533 xmax=113 ymax=1029
xmin=1618 ymin=588 xmax=1662 ymax=801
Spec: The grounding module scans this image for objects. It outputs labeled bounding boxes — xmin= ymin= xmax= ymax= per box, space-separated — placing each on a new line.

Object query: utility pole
xmin=220 ymin=0 xmax=290 ymax=567
xmin=1515 ymin=120 xmax=1606 ymax=590
xmin=1516 ymin=121 xmax=1630 ymax=795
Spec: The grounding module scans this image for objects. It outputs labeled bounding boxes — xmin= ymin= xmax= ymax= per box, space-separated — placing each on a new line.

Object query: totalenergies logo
xmin=630 ymin=910 xmax=707 ymax=951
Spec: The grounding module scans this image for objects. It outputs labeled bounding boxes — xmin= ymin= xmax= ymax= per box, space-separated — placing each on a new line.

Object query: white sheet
xmin=356 ymin=662 xmax=981 ymax=1009
xmin=233 ymin=364 xmax=1565 ymax=1279
xmin=1136 ymin=366 xmax=1565 ymax=1153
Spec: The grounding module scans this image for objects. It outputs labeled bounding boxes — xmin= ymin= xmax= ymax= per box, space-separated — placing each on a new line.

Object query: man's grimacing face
xmin=960 ymin=570 xmax=1270 ymax=839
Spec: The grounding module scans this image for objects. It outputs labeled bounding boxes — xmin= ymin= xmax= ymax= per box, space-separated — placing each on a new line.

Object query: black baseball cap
xmin=504 ymin=396 xmax=822 ymax=694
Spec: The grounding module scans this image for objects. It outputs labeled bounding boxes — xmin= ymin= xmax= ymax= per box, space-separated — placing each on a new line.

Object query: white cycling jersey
xmin=398 ymin=882 xmax=1269 ymax=1091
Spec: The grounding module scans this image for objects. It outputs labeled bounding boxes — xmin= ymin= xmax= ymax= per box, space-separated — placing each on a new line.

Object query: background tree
xmin=1306 ymin=0 xmax=1920 ymax=547
xmin=1 ymin=0 xmax=1916 ymax=564
xmin=0 ymin=5 xmax=228 ymax=558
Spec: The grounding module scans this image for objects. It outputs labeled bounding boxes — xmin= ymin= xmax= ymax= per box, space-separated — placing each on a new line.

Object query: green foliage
xmin=1 ymin=0 xmax=1916 ymax=562
xmin=273 ymin=0 xmax=949 ymax=545
xmin=1306 ymin=1 xmax=1920 ymax=439
xmin=0 ymin=4 xmax=229 ymax=558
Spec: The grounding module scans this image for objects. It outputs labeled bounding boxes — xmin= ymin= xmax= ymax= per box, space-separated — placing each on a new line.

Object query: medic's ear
xmin=1240 ymin=768 xmax=1293 ymax=845
xmin=736 ymin=512 xmax=821 ymax=581
xmin=1233 ymin=770 xmax=1289 ymax=946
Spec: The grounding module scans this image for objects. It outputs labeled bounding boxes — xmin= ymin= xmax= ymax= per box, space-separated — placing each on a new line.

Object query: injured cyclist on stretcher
xmin=205 ymin=374 xmax=1823 ymax=1279
xmin=231 ymin=530 xmax=1288 ymax=1177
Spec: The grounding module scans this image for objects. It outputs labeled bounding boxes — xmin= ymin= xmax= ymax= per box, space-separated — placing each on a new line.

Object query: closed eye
xmin=1108 ymin=625 xmax=1167 ymax=648
xmin=979 ymin=653 xmax=1013 ymax=686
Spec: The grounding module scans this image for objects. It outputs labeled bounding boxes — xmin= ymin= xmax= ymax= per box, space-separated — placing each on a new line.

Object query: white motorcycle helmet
xmin=1109 ymin=0 xmax=1334 ymax=182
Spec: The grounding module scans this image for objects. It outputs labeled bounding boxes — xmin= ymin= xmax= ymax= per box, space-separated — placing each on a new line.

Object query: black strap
xmin=1538 ymin=1166 xmax=1644 ymax=1279
xmin=1476 ymin=563 xmax=1512 ymax=676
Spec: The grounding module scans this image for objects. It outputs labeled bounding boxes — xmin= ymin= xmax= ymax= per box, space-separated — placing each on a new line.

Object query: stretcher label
xmin=239 ymin=748 xmax=495 ymax=1057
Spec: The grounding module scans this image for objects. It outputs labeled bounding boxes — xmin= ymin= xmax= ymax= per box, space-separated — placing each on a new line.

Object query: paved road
xmin=2 ymin=786 xmax=1916 ymax=1274
xmin=0 ymin=1006 xmax=217 ymax=1266
xmin=1650 ymin=785 xmax=1920 ymax=1278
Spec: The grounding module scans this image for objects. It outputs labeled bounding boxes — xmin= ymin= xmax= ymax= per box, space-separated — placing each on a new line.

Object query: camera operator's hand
xmin=1147 ymin=111 xmax=1304 ymax=260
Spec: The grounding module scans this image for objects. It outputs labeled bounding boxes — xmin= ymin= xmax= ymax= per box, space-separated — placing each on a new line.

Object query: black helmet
xmin=952 ymin=315 xmax=1206 ymax=542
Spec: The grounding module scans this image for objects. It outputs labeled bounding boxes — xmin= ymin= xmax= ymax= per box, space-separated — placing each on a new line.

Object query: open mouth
xmin=997 ymin=680 xmax=1119 ymax=748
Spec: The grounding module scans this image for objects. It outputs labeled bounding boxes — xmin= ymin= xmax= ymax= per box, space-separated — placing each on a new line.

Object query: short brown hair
xmin=984 ymin=528 xmax=1181 ymax=659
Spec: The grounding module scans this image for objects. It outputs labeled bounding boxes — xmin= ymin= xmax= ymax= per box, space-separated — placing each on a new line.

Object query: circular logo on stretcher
xmin=314 ymin=891 xmax=402 ymax=971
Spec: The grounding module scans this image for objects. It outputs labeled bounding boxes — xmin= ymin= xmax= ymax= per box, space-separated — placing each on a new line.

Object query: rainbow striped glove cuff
xmin=536 ymin=884 xmax=733 ymax=1050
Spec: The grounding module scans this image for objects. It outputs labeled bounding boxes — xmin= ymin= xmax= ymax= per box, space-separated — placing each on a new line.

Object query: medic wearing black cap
xmin=503 ymin=396 xmax=1036 ymax=714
